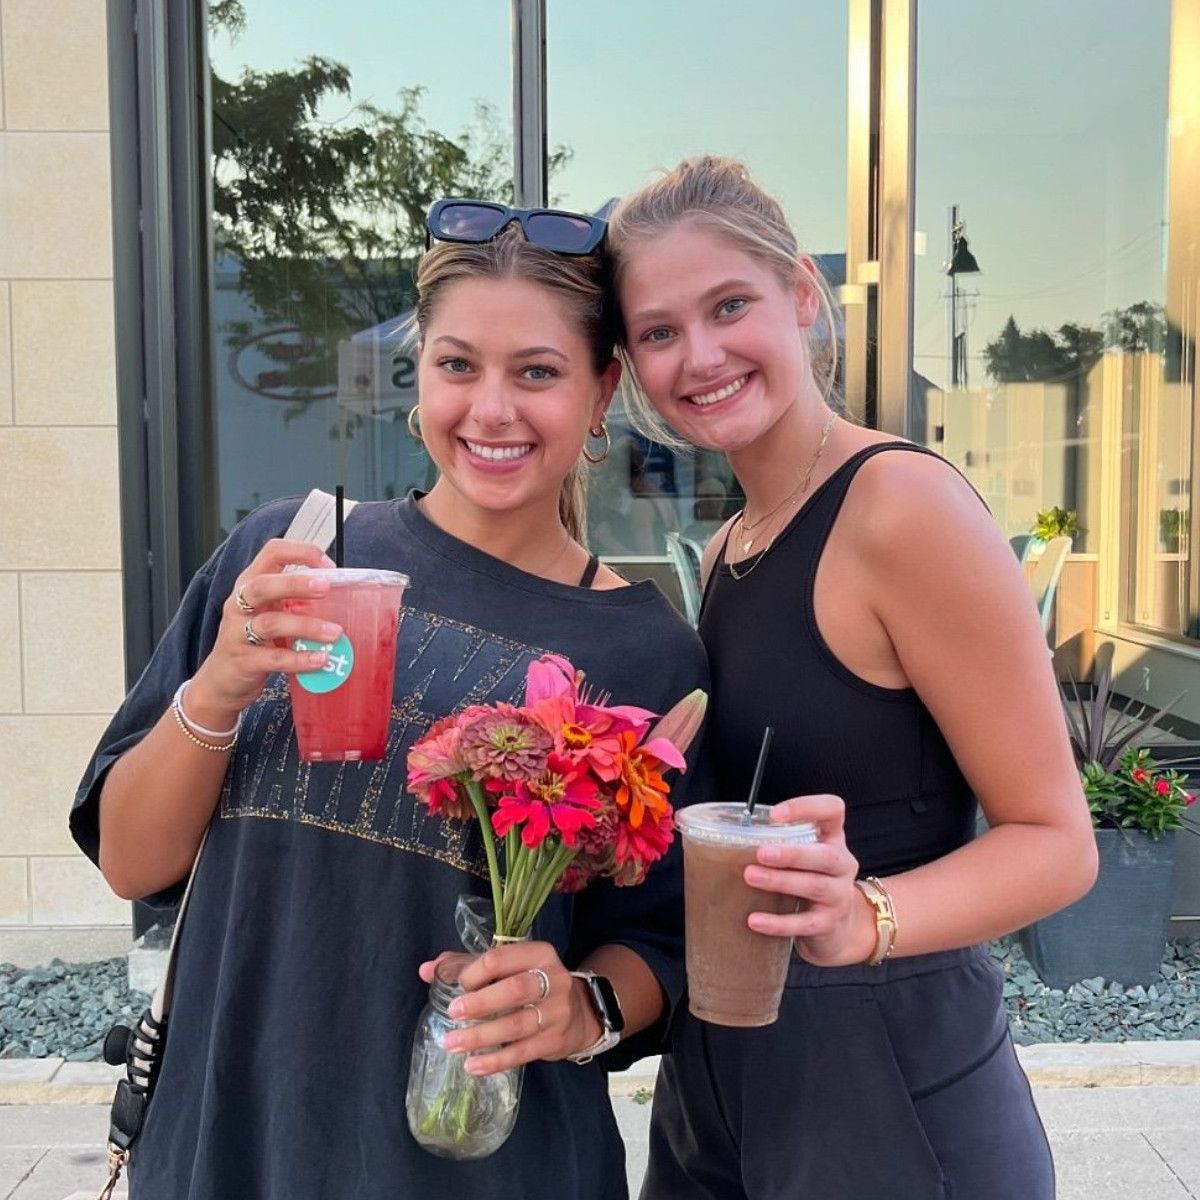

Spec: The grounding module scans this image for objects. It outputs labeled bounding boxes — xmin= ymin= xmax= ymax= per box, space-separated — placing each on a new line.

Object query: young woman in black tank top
xmin=606 ymin=157 xmax=1097 ymax=1199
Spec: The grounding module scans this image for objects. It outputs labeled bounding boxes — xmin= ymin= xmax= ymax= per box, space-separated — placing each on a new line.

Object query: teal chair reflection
xmin=1028 ymin=536 xmax=1072 ymax=634
xmin=1009 ymin=534 xmax=1037 ymax=565
xmin=665 ymin=531 xmax=704 ymax=627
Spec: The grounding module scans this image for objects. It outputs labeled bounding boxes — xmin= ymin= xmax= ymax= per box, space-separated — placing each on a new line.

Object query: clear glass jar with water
xmin=406 ymin=951 xmax=524 ymax=1159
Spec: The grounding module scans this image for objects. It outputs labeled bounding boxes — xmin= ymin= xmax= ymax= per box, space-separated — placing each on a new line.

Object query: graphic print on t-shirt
xmin=219 ymin=607 xmax=551 ymax=875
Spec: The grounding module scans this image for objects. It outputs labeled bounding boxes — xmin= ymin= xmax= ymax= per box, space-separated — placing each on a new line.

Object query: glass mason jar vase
xmin=406 ymin=952 xmax=525 ymax=1160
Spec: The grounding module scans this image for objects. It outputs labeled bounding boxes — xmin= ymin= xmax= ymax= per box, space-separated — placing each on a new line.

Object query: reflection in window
xmin=911 ymin=2 xmax=1195 ymax=642
xmin=206 ymin=0 xmax=511 ymax=537
xmin=549 ymin=0 xmax=844 ymax=593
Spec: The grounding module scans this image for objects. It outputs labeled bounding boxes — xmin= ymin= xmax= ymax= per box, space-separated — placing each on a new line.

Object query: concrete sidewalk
xmin=4 ymin=1043 xmax=1200 ymax=1198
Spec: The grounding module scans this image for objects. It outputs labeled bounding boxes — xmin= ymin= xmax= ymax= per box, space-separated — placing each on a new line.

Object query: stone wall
xmin=0 ymin=0 xmax=131 ymax=964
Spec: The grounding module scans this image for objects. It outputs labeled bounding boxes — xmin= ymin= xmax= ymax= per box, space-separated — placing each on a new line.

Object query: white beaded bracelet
xmin=173 ymin=679 xmax=242 ymax=741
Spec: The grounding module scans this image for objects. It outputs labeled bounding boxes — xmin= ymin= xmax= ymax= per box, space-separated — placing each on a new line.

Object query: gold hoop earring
xmin=406 ymin=405 xmax=423 ymax=442
xmin=582 ymin=421 xmax=610 ymax=465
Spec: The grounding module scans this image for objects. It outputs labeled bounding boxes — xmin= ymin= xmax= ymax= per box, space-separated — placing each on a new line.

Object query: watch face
xmin=592 ymin=975 xmax=626 ymax=1034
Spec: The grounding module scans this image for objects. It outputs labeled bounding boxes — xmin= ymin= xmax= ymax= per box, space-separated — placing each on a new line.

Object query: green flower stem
xmin=463 ymin=778 xmax=506 ymax=936
xmin=501 ymin=829 xmax=527 ymax=930
xmin=509 ymin=841 xmax=576 ymax=936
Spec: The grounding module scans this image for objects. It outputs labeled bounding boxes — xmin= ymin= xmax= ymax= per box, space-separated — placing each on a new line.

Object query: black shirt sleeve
xmin=69 ymin=499 xmax=302 ymax=905
xmin=69 ymin=548 xmax=228 ymax=905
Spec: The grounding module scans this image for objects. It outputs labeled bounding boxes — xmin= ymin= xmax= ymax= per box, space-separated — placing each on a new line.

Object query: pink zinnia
xmin=407 ymin=714 xmax=471 ymax=820
xmin=458 ymin=703 xmax=552 ymax=781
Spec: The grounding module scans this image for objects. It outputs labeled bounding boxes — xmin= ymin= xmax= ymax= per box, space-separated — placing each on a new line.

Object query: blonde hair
xmin=413 ymin=226 xmax=618 ymax=542
xmin=608 ymin=155 xmax=842 ymax=447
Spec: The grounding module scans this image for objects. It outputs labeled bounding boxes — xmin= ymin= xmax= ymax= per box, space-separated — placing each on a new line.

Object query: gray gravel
xmin=1 ymin=937 xmax=1199 ymax=1060
xmin=0 ymin=958 xmax=148 ymax=1062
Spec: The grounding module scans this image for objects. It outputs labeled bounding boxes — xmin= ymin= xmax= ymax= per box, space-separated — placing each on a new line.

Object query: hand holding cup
xmin=743 ymin=793 xmax=876 ymax=968
xmin=187 ymin=539 xmax=339 ymax=727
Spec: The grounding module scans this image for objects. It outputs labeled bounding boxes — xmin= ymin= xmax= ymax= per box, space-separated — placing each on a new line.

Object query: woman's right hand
xmin=185 ymin=538 xmax=342 ymax=726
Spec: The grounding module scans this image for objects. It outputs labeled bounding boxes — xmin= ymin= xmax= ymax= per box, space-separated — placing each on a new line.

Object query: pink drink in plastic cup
xmin=283 ymin=567 xmax=409 ymax=762
xmin=678 ymin=803 xmax=820 ymax=1027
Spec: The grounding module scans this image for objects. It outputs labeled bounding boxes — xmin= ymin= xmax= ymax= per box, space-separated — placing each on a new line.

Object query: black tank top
xmin=698 ymin=443 xmax=977 ymax=876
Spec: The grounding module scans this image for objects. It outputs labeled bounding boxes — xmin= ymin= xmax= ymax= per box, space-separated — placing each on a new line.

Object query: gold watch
xmin=854 ymin=876 xmax=898 ymax=966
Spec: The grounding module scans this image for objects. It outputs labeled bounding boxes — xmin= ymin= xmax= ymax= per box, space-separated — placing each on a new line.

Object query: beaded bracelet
xmin=171 ymin=680 xmax=240 ymax=752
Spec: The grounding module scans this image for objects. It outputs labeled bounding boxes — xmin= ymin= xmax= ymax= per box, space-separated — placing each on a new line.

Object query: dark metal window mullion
xmin=512 ymin=0 xmax=547 ymax=207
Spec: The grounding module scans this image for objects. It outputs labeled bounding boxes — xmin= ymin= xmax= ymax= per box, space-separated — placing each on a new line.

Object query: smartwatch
xmin=566 ymin=970 xmax=626 ymax=1064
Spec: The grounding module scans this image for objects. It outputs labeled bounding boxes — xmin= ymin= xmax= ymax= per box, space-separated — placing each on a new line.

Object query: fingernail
xmin=320 ymin=554 xmax=337 ymax=568
xmin=307 ymin=652 xmax=327 ymax=667
xmin=448 ymin=1000 xmax=465 ymax=1019
xmin=321 ymin=622 xmax=342 ymax=640
xmin=309 ymin=577 xmax=331 ymax=593
xmin=441 ymin=1032 xmax=462 ymax=1051
xmin=465 ymin=1059 xmax=486 ymax=1076
xmin=745 ymin=867 xmax=766 ymax=886
xmin=760 ymin=845 xmax=782 ymax=863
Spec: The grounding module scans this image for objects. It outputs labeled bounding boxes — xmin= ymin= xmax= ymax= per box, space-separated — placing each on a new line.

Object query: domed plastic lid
xmin=287 ymin=566 xmax=410 ymax=588
xmin=677 ymin=802 xmax=820 ymax=846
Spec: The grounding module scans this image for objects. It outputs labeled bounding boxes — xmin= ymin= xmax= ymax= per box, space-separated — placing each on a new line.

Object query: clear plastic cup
xmin=678 ymin=802 xmax=820 ymax=1027
xmin=282 ymin=567 xmax=409 ymax=762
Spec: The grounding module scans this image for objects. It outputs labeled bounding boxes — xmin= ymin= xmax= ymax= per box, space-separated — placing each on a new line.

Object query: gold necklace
xmin=729 ymin=413 xmax=837 ymax=581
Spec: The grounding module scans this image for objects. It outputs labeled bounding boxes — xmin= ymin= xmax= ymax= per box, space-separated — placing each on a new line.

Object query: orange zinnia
xmin=614 ymin=731 xmax=671 ymax=829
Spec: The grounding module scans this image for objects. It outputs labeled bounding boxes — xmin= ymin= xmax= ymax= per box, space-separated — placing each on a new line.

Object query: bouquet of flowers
xmin=407 ymin=653 xmax=706 ymax=937
xmin=404 ymin=653 xmax=706 ymax=1158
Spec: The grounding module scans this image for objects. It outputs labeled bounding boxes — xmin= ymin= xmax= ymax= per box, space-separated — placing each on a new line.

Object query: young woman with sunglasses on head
xmin=72 ymin=202 xmax=710 ymax=1199
xmin=605 ymin=157 xmax=1097 ymax=1200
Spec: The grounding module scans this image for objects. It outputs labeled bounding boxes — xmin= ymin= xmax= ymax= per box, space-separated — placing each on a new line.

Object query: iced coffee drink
xmin=678 ymin=803 xmax=820 ymax=1027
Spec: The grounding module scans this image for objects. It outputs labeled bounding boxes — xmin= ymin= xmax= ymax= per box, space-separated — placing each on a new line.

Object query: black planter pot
xmin=1019 ymin=829 xmax=1177 ymax=989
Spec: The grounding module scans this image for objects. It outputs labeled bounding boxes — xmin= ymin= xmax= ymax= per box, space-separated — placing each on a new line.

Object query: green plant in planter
xmin=1082 ymin=749 xmax=1194 ymax=839
xmin=1160 ymin=508 xmax=1187 ymax=552
xmin=1031 ymin=506 xmax=1080 ymax=542
xmin=1021 ymin=644 xmax=1193 ymax=988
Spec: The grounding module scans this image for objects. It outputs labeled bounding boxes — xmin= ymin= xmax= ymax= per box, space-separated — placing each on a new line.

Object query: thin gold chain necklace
xmin=729 ymin=413 xmax=837 ymax=581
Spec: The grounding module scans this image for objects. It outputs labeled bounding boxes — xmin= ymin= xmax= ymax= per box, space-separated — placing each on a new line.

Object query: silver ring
xmin=527 ymin=967 xmax=551 ymax=1003
xmin=234 ymin=584 xmax=255 ymax=614
xmin=243 ymin=618 xmax=267 ymax=647
xmin=523 ymin=1002 xmax=543 ymax=1031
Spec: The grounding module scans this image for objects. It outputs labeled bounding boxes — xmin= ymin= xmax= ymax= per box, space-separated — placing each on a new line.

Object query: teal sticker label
xmin=294 ymin=633 xmax=354 ymax=693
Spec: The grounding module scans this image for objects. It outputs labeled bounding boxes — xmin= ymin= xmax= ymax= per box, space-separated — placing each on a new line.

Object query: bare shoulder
xmin=593 ymin=563 xmax=630 ymax=590
xmin=842 ymin=442 xmax=997 ymax=558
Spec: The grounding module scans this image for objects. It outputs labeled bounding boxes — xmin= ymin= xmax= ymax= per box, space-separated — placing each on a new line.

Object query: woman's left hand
xmin=417 ymin=942 xmax=601 ymax=1076
xmin=744 ymin=794 xmax=877 ymax=968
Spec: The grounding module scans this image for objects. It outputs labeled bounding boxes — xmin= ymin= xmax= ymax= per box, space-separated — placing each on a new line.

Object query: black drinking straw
xmin=334 ymin=485 xmax=345 ymax=568
xmin=743 ymin=725 xmax=774 ymax=822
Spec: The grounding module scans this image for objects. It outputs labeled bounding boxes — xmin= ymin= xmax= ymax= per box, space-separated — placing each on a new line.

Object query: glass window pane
xmin=548 ymin=0 xmax=848 ymax=581
xmin=909 ymin=1 xmax=1193 ymax=641
xmin=207 ymin=0 xmax=510 ymax=537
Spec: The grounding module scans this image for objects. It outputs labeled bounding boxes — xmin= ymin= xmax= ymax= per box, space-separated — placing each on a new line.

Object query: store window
xmin=206 ymin=0 xmax=511 ymax=537
xmin=910 ymin=1 xmax=1196 ymax=642
xmin=547 ymin=0 xmax=849 ymax=567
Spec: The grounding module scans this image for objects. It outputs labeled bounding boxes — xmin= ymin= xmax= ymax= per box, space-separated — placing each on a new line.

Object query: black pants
xmin=642 ymin=947 xmax=1054 ymax=1200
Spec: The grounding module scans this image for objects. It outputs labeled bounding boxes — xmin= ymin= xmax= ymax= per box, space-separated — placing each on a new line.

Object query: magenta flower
xmin=491 ymin=754 xmax=601 ymax=848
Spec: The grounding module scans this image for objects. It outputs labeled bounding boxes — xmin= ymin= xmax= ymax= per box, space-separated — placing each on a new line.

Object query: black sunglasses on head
xmin=425 ymin=198 xmax=607 ymax=255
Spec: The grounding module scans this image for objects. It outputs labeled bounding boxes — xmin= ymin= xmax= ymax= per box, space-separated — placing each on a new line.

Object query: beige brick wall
xmin=0 ymin=0 xmax=131 ymax=964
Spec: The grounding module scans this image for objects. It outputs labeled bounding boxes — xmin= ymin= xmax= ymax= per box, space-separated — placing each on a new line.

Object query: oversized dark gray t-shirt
xmin=72 ymin=495 xmax=712 ymax=1200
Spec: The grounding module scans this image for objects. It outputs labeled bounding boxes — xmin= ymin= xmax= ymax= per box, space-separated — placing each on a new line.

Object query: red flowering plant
xmin=407 ymin=654 xmax=707 ymax=940
xmin=1082 ymin=748 xmax=1194 ymax=841
xmin=1061 ymin=645 xmax=1193 ymax=841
